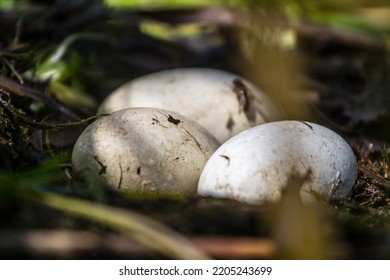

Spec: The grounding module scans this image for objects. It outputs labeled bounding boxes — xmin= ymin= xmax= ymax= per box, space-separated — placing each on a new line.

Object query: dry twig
xmin=0 ymin=230 xmax=277 ymax=259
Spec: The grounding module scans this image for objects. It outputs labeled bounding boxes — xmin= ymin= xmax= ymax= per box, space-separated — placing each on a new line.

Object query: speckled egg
xmin=198 ymin=121 xmax=358 ymax=204
xmin=98 ymin=68 xmax=282 ymax=143
xmin=72 ymin=108 xmax=220 ymax=194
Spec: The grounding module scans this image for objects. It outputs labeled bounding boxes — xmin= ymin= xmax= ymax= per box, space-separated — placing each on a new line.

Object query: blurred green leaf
xmin=50 ymin=81 xmax=97 ymax=115
xmin=0 ymin=154 xmax=68 ymax=210
xmin=0 ymin=154 xmax=68 ymax=190
xmin=105 ymin=0 xmax=224 ymax=9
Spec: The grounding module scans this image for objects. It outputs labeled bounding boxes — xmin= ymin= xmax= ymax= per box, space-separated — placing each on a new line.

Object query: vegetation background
xmin=1 ymin=0 xmax=390 ymax=259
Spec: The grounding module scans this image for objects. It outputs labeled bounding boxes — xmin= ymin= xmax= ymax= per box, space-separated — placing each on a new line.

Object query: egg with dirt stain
xmin=198 ymin=121 xmax=358 ymax=204
xmin=71 ymin=108 xmax=220 ymax=194
xmin=98 ymin=68 xmax=282 ymax=143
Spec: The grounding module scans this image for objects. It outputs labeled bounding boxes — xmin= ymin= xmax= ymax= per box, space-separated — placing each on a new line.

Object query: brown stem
xmin=0 ymin=75 xmax=81 ymax=120
xmin=0 ymin=230 xmax=277 ymax=259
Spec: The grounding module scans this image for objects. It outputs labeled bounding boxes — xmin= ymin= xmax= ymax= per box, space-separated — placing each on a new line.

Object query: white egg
xmin=98 ymin=68 xmax=282 ymax=143
xmin=72 ymin=108 xmax=220 ymax=194
xmin=198 ymin=121 xmax=358 ymax=204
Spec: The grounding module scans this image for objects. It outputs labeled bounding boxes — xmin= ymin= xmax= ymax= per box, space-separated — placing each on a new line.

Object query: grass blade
xmin=26 ymin=191 xmax=209 ymax=260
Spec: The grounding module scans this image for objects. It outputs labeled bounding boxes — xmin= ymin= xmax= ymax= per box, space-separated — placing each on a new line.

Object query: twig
xmin=0 ymin=230 xmax=277 ymax=259
xmin=358 ymin=164 xmax=390 ymax=190
xmin=136 ymin=7 xmax=235 ymax=25
xmin=192 ymin=236 xmax=277 ymax=259
xmin=0 ymin=75 xmax=81 ymax=120
xmin=0 ymin=94 xmax=103 ymax=130
xmin=283 ymin=19 xmax=387 ymax=50
xmin=139 ymin=7 xmax=387 ymax=51
xmin=3 ymin=58 xmax=24 ymax=84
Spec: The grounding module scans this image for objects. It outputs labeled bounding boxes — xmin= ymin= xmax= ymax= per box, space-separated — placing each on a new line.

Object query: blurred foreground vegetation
xmin=1 ymin=0 xmax=390 ymax=259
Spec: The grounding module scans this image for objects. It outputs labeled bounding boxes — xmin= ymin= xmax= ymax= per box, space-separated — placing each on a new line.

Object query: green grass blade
xmin=26 ymin=191 xmax=209 ymax=260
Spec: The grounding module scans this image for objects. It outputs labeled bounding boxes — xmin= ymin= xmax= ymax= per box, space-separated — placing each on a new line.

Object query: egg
xmin=72 ymin=108 xmax=220 ymax=194
xmin=197 ymin=121 xmax=358 ymax=204
xmin=98 ymin=68 xmax=282 ymax=143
